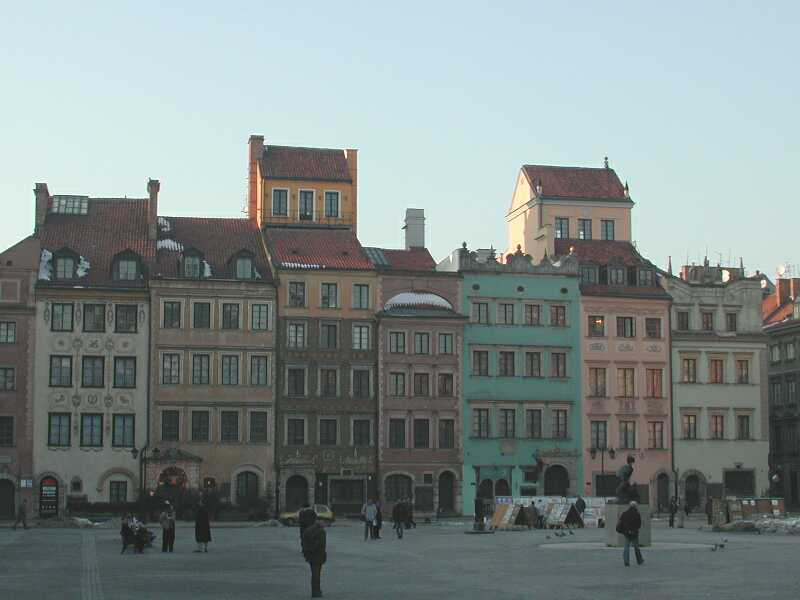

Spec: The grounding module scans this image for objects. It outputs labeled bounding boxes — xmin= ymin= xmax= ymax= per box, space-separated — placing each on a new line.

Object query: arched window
xmin=384 ymin=474 xmax=413 ymax=502
xmin=232 ymin=251 xmax=254 ymax=280
xmin=236 ymin=471 xmax=259 ymax=506
xmin=182 ymin=250 xmax=203 ymax=279
xmin=53 ymin=249 xmax=78 ymax=280
xmin=112 ymin=251 xmax=142 ymax=281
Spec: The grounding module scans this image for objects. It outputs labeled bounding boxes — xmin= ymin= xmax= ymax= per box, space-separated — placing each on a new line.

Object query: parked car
xmin=279 ymin=504 xmax=335 ymax=526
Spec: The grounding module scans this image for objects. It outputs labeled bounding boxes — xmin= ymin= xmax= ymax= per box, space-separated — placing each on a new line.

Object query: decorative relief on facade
xmin=75 ymin=305 xmax=82 ymax=325
xmin=87 ymin=338 xmax=101 ymax=351
xmin=107 ymin=305 xmax=114 ymax=326
xmin=52 ymin=392 xmax=68 ymax=405
xmin=617 ymin=398 xmax=636 ymax=413
xmin=104 ymin=339 xmax=114 ymax=351
xmin=43 ymin=302 xmax=51 ymax=323
xmin=71 ymin=394 xmax=81 ymax=407
xmin=118 ymin=338 xmax=132 ymax=351
xmin=118 ymin=394 xmax=131 ymax=405
xmin=72 ymin=338 xmax=84 ymax=351
xmin=138 ymin=305 xmax=146 ymax=325
xmin=87 ymin=393 xmax=100 ymax=406
xmin=103 ymin=394 xmax=113 ymax=408
xmin=645 ymin=344 xmax=663 ymax=353
xmin=618 ymin=343 xmax=634 ymax=352
xmin=52 ymin=336 xmax=69 ymax=351
xmin=588 ymin=342 xmax=606 ymax=352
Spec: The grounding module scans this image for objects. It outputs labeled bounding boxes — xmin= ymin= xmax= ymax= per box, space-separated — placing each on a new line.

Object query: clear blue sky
xmin=2 ymin=2 xmax=798 ymax=277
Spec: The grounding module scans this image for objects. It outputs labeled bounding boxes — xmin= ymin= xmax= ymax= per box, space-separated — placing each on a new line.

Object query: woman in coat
xmin=194 ymin=499 xmax=212 ymax=553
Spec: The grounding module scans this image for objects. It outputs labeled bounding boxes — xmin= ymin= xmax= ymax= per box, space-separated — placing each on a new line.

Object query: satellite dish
xmin=777 ymin=264 xmax=787 ymax=277
xmin=722 ymin=269 xmax=731 ymax=283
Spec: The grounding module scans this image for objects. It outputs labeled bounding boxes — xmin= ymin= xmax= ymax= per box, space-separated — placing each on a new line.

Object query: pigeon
xmin=568 ymin=530 xmax=574 ymax=535
xmin=710 ymin=545 xmax=717 ymax=552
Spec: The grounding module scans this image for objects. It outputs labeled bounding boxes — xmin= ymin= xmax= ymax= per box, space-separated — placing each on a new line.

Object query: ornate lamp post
xmin=589 ymin=445 xmax=616 ymax=495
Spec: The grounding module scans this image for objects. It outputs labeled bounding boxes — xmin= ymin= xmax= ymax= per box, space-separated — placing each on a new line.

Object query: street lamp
xmin=131 ymin=446 xmax=158 ymax=518
xmin=589 ymin=445 xmax=616 ymax=495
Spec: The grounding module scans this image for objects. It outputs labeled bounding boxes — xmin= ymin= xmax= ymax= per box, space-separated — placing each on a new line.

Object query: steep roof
xmin=261 ymin=145 xmax=352 ymax=182
xmin=554 ymin=239 xmax=650 ymax=267
xmin=364 ymin=247 xmax=436 ymax=271
xmin=523 ymin=165 xmax=629 ymax=201
xmin=35 ymin=198 xmax=153 ymax=288
xmin=264 ymin=228 xmax=373 ymax=271
xmin=154 ymin=217 xmax=272 ymax=281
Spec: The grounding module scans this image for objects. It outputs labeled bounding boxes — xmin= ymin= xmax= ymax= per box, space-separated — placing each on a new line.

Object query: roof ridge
xmin=266 ymin=144 xmax=346 ymax=153
xmin=523 ymin=164 xmax=617 ymax=172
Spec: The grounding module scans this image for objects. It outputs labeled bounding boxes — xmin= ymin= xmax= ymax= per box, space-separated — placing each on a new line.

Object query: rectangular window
xmin=737 ymin=415 xmax=751 ymax=440
xmin=161 ymin=354 xmax=180 ymax=385
xmin=287 ymin=368 xmax=306 ymax=397
xmin=251 ymin=304 xmax=270 ymax=330
xmin=589 ymin=367 xmax=607 ymax=397
xmin=710 ymin=415 xmax=725 ymax=440
xmin=389 ymin=332 xmax=405 ymax=353
xmin=645 ymin=318 xmax=661 ymax=339
xmin=473 ymin=408 xmax=490 ymax=438
xmin=414 ymin=332 xmax=430 ymax=354
xmin=352 ymin=324 xmax=370 ymax=350
xmin=617 ymin=316 xmax=635 ymax=338
xmin=413 ymin=419 xmax=430 ymax=449
xmin=353 ymin=284 xmax=370 ymax=309
xmin=289 ymin=282 xmax=306 ymax=307
xmin=617 ymin=368 xmax=635 ymax=397
xmin=789 ymin=378 xmax=797 ymax=404
xmin=580 ymin=266 xmax=598 ymax=284
xmin=49 ymin=355 xmax=72 ymax=387
xmin=682 ymin=358 xmax=697 ymax=383
xmin=0 ymin=368 xmax=15 ymax=391
xmin=770 ymin=345 xmax=781 ymax=363
xmin=608 ymin=267 xmax=625 ymax=285
xmin=736 ymin=360 xmax=750 ymax=384
xmin=588 ymin=315 xmax=605 ymax=337
xmin=413 ymin=373 xmax=430 ymax=396
xmin=353 ymin=419 xmax=371 ymax=447
xmin=109 ymin=481 xmax=127 ymax=504
xmin=726 ymin=313 xmax=738 ymax=332
xmin=83 ymin=304 xmax=106 ymax=332
xmin=702 ymin=311 xmax=714 ymax=332
xmin=473 ymin=302 xmax=489 ymax=324
xmin=619 ymin=420 xmax=636 ymax=449
xmin=499 ymin=303 xmax=515 ymax=325
xmin=555 ymin=217 xmax=569 ymax=239
xmin=648 ymin=421 xmax=664 ymax=449
xmin=438 ymin=373 xmax=454 ymax=397
xmin=299 ymin=190 xmax=314 ymax=220
xmin=115 ymin=305 xmax=137 ymax=333
xmin=438 ymin=419 xmax=455 ymax=449
xmin=473 ymin=351 xmax=489 ymax=376
xmin=113 ymin=357 xmax=136 ymax=388
xmin=191 ymin=411 xmax=210 ymax=442
xmin=81 ymin=413 xmax=103 ymax=447
xmin=55 ymin=256 xmax=74 ymax=279
xmin=287 ymin=418 xmax=305 ymax=445
xmin=550 ymin=353 xmax=567 ymax=378
xmin=0 ymin=322 xmax=16 ymax=343
xmin=221 ymin=411 xmax=239 ymax=443
xmin=550 ymin=305 xmax=566 ymax=327
xmin=272 ymin=188 xmax=288 ymax=216
xmin=319 ymin=323 xmax=338 ymax=350
xmin=390 ymin=372 xmax=406 ymax=396
xmin=250 ymin=356 xmax=268 ymax=386
xmin=786 ymin=343 xmax=796 ymax=361
xmin=321 ymin=283 xmax=338 ymax=308
xmin=192 ymin=302 xmax=211 ymax=329
xmin=677 ymin=311 xmax=690 ymax=331
xmin=709 ymin=359 xmax=724 ymax=384
xmin=163 ymin=301 xmax=181 ymax=328
xmin=48 ymin=413 xmax=71 ymax=446
xmin=324 ymin=191 xmax=340 ymax=218
xmin=112 ymin=414 xmax=134 ymax=447
xmin=552 ymin=409 xmax=568 ymax=439
xmin=438 ymin=333 xmax=453 ymax=354
xmin=524 ymin=304 xmax=541 ymax=325
xmin=250 ymin=410 xmax=269 ymax=444
xmin=646 ymin=369 xmax=663 ymax=398
xmin=499 ymin=409 xmax=516 ymax=438
xmin=222 ymin=304 xmax=240 ymax=329
xmin=319 ymin=419 xmax=338 ymax=446
xmin=682 ymin=414 xmax=698 ymax=439
xmin=389 ymin=419 xmax=406 ymax=448
xmin=161 ymin=410 xmax=179 ymax=441
xmin=287 ymin=323 xmax=306 ymax=348
xmin=352 ymin=369 xmax=371 ymax=398
xmin=81 ymin=356 xmax=104 ymax=388
xmin=771 ymin=381 xmax=783 ymax=405
xmin=192 ymin=354 xmax=210 ymax=385
xmin=526 ymin=409 xmax=542 ymax=439
xmin=638 ymin=269 xmax=654 ymax=287
xmin=601 ymin=220 xmax=615 ymax=241
xmin=525 ymin=352 xmax=542 ymax=377
xmin=578 ymin=218 xmax=592 ymax=240
xmin=0 ymin=417 xmax=13 ymax=447
xmin=52 ymin=303 xmax=74 ymax=332
xmin=499 ymin=351 xmax=515 ymax=376
xmin=320 ymin=368 xmax=338 ymax=396
xmin=590 ymin=420 xmax=607 ymax=449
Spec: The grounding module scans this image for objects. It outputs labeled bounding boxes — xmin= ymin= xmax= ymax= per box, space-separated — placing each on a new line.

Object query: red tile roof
xmin=36 ymin=198 xmax=153 ymax=288
xmin=581 ymin=283 xmax=671 ymax=300
xmin=365 ymin=247 xmax=436 ymax=271
xmin=264 ymin=228 xmax=373 ymax=271
xmin=154 ymin=217 xmax=272 ymax=281
xmin=261 ymin=145 xmax=352 ymax=182
xmin=554 ymin=239 xmax=650 ymax=267
xmin=523 ymin=165 xmax=628 ymax=200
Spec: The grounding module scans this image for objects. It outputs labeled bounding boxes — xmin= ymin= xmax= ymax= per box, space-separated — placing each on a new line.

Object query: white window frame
xmin=317 ymin=365 xmax=341 ymax=397
xmin=190 ymin=409 xmax=212 ymax=443
xmin=284 ymin=415 xmax=308 ymax=446
xmin=220 ymin=353 xmax=242 ymax=386
xmin=352 ymin=323 xmax=371 ymax=350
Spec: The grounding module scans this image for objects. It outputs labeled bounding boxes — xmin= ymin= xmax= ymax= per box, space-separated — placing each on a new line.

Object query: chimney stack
xmin=345 ymin=148 xmax=358 ymax=234
xmin=777 ymin=278 xmax=792 ymax=305
xmin=248 ymin=135 xmax=265 ymax=225
xmin=791 ymin=278 xmax=800 ymax=302
xmin=403 ymin=208 xmax=425 ymax=249
xmin=147 ymin=179 xmax=160 ymax=241
xmin=34 ymin=183 xmax=50 ymax=229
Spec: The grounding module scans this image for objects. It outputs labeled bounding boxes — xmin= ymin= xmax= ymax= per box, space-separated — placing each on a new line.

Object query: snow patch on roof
xmin=282 ymin=262 xmax=322 ymax=270
xmin=202 ymin=260 xmax=212 ymax=278
xmin=76 ymin=256 xmax=90 ymax=278
xmin=38 ymin=249 xmax=53 ymax=281
xmin=157 ymin=239 xmax=184 ymax=252
xmin=385 ymin=292 xmax=453 ymax=310
xmin=157 ymin=217 xmax=172 ymax=233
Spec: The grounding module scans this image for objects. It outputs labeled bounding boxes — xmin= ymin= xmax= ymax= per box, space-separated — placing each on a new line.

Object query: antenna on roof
xmin=604 ymin=156 xmax=609 ymax=169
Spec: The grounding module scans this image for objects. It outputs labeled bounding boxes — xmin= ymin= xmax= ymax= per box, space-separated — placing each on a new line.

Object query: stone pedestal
xmin=605 ymin=503 xmax=651 ymax=547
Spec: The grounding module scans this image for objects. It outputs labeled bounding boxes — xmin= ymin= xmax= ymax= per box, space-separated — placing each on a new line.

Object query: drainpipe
xmin=145 ymin=297 xmax=152 ymax=505
xmin=668 ymin=301 xmax=678 ymax=503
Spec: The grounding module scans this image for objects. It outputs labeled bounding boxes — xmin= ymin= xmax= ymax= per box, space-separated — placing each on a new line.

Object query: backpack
xmin=615 ymin=515 xmax=625 ymax=534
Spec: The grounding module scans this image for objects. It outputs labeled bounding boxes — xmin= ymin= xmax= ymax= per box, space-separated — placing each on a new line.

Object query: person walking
xmin=527 ymin=503 xmax=538 ymax=530
xmin=575 ymin=495 xmax=586 ymax=515
xmin=393 ymin=500 xmax=408 ymax=539
xmin=617 ymin=501 xmax=645 ymax=567
xmin=668 ymin=497 xmax=678 ymax=528
xmin=374 ymin=500 xmax=383 ymax=539
xmin=405 ymin=498 xmax=416 ymax=529
xmin=194 ymin=499 xmax=211 ymax=553
xmin=12 ymin=499 xmax=29 ymax=530
xmin=299 ymin=504 xmax=317 ymax=543
xmin=159 ymin=501 xmax=176 ymax=553
xmin=361 ymin=498 xmax=378 ymax=541
xmin=684 ymin=497 xmax=691 ymax=517
xmin=704 ymin=496 xmax=713 ymax=526
xmin=301 ymin=511 xmax=327 ymax=598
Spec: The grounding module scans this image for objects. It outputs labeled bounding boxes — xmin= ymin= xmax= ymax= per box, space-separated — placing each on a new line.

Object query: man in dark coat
xmin=392 ymin=501 xmax=406 ymax=539
xmin=668 ymin=497 xmax=678 ymax=528
xmin=575 ymin=495 xmax=587 ymax=515
xmin=301 ymin=512 xmax=327 ymax=598
xmin=618 ymin=501 xmax=644 ymax=567
xmin=194 ymin=499 xmax=212 ymax=553
xmin=704 ymin=496 xmax=713 ymax=526
xmin=299 ymin=505 xmax=316 ymax=540
xmin=375 ymin=500 xmax=383 ymax=539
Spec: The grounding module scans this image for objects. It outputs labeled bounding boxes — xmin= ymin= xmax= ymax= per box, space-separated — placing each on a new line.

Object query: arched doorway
xmin=477 ymin=479 xmax=494 ymax=500
xmin=39 ymin=476 xmax=59 ymax=518
xmin=286 ymin=475 xmax=309 ymax=511
xmin=438 ymin=472 xmax=455 ymax=513
xmin=494 ymin=478 xmax=511 ymax=497
xmin=685 ymin=475 xmax=700 ymax=511
xmin=236 ymin=472 xmax=259 ymax=508
xmin=0 ymin=480 xmax=14 ymax=518
xmin=656 ymin=473 xmax=670 ymax=513
xmin=158 ymin=467 xmax=188 ymax=489
xmin=544 ymin=465 xmax=569 ymax=496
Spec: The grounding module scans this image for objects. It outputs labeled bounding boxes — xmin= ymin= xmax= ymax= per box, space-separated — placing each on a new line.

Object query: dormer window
xmin=183 ymin=253 xmax=202 ymax=279
xmin=608 ymin=266 xmax=625 ymax=285
xmin=112 ymin=252 xmax=141 ymax=281
xmin=55 ymin=256 xmax=75 ymax=279
xmin=235 ymin=255 xmax=253 ymax=279
xmin=638 ymin=269 xmax=654 ymax=287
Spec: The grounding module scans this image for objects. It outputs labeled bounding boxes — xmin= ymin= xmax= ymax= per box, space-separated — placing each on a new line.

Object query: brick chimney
xmin=34 ymin=183 xmax=50 ymax=229
xmin=248 ymin=135 xmax=265 ymax=225
xmin=345 ymin=148 xmax=358 ymax=233
xmin=147 ymin=179 xmax=160 ymax=241
xmin=777 ymin=278 xmax=792 ymax=305
xmin=791 ymin=278 xmax=800 ymax=302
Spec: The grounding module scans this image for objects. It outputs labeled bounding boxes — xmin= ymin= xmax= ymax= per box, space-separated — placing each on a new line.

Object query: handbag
xmin=615 ymin=516 xmax=624 ymax=535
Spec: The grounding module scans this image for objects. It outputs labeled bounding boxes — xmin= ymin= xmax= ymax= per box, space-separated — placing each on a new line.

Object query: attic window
xmin=53 ymin=251 xmax=78 ymax=280
xmin=183 ymin=253 xmax=202 ymax=279
xmin=112 ymin=252 xmax=141 ymax=281
xmin=51 ymin=195 xmax=88 ymax=215
xmin=235 ymin=256 xmax=253 ymax=280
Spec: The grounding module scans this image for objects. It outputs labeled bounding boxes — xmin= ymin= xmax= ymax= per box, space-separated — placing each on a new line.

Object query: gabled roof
xmin=261 ymin=145 xmax=352 ymax=182
xmin=35 ymin=198 xmax=153 ymax=288
xmin=364 ymin=247 xmax=436 ymax=271
xmin=154 ymin=217 xmax=272 ymax=282
xmin=263 ymin=228 xmax=373 ymax=271
xmin=554 ymin=239 xmax=650 ymax=267
xmin=523 ymin=165 xmax=629 ymax=201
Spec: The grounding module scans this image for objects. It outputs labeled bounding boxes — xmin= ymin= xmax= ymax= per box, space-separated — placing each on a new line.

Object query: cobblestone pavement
xmin=1 ymin=521 xmax=799 ymax=599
